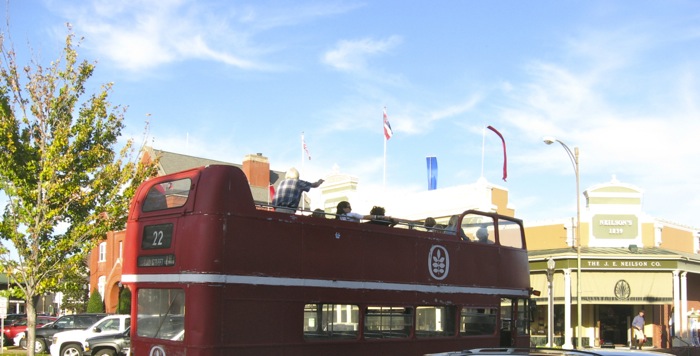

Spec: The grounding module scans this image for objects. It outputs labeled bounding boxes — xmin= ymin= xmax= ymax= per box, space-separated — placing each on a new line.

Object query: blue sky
xmin=6 ymin=0 xmax=700 ymax=229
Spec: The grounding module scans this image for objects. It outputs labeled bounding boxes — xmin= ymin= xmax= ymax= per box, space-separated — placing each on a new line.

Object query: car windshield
xmin=95 ymin=317 xmax=128 ymax=332
xmin=12 ymin=319 xmax=28 ymax=326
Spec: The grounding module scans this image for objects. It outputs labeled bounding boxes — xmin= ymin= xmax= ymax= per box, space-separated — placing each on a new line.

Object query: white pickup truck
xmin=49 ymin=314 xmax=130 ymax=356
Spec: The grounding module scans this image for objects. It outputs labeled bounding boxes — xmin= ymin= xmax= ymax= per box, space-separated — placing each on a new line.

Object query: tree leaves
xmin=0 ymin=25 xmax=156 ymax=356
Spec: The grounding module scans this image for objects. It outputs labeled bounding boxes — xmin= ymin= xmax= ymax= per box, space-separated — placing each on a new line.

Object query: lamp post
xmin=546 ymin=257 xmax=556 ymax=347
xmin=543 ymin=137 xmax=582 ymax=349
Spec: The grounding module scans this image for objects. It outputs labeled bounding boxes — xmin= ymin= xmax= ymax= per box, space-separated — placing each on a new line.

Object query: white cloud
xmin=500 ymin=25 xmax=700 ymax=226
xmin=322 ymin=36 xmax=402 ymax=72
xmin=52 ymin=0 xmax=359 ymax=72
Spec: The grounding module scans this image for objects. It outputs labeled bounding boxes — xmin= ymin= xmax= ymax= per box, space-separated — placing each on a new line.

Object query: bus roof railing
xmin=255 ymin=202 xmax=526 ymax=246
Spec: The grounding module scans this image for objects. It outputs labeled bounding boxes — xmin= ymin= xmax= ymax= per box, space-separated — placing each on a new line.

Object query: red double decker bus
xmin=122 ymin=165 xmax=534 ymax=356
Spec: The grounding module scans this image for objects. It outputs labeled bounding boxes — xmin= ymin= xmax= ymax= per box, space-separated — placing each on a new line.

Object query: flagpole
xmin=383 ymin=108 xmax=388 ymax=188
xmin=383 ymin=136 xmax=387 ymax=187
xmin=480 ymin=125 xmax=486 ymax=178
xmin=301 ymin=132 xmax=306 ymax=210
xmin=301 ymin=132 xmax=305 ymax=174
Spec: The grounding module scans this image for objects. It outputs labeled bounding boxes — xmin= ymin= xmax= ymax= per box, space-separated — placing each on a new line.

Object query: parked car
xmin=425 ymin=348 xmax=675 ymax=356
xmin=83 ymin=327 xmax=130 ymax=356
xmin=2 ymin=315 xmax=57 ymax=345
xmin=19 ymin=313 xmax=108 ymax=353
xmin=50 ymin=314 xmax=130 ymax=356
xmin=14 ymin=321 xmax=56 ymax=348
xmin=3 ymin=314 xmax=26 ymax=325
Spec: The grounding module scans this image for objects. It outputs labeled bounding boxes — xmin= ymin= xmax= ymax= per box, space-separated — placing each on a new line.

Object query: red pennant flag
xmin=487 ymin=126 xmax=507 ymax=182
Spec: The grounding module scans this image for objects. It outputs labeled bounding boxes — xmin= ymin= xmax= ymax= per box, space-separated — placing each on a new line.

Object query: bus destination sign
xmin=138 ymin=254 xmax=176 ymax=267
xmin=142 ymin=223 xmax=174 ymax=249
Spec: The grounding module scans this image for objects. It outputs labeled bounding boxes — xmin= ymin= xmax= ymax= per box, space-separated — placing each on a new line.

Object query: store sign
xmin=584 ymin=259 xmax=676 ymax=269
xmin=592 ymin=214 xmax=638 ymax=239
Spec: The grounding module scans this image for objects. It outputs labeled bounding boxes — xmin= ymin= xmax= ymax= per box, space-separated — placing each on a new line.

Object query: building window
xmin=98 ymin=276 xmax=106 ymax=301
xmin=98 ymin=242 xmax=106 ymax=262
xmin=119 ymin=241 xmax=123 ymax=260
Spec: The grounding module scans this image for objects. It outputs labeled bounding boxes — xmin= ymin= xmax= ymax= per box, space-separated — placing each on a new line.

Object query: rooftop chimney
xmin=242 ymin=153 xmax=270 ymax=187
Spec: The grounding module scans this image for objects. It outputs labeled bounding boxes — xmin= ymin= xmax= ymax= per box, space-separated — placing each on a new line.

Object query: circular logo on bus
xmin=150 ymin=346 xmax=166 ymax=356
xmin=428 ymin=245 xmax=450 ymax=280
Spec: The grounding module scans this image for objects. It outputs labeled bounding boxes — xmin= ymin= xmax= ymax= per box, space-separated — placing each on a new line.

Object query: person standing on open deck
xmin=631 ymin=310 xmax=646 ymax=349
xmin=272 ymin=168 xmax=324 ymax=213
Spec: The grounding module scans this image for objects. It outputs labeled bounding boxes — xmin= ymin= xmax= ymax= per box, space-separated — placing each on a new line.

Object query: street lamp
xmin=546 ymin=257 xmax=556 ymax=347
xmin=543 ymin=136 xmax=582 ymax=349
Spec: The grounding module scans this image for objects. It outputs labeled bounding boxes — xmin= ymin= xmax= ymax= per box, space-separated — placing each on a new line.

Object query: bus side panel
xmin=498 ymin=250 xmax=530 ymax=291
xmin=223 ymin=212 xmax=529 ymax=293
xmin=219 ymin=284 xmax=508 ymax=355
xmin=223 ymin=215 xmax=304 ymax=277
xmin=175 ymin=215 xmax=226 ymax=273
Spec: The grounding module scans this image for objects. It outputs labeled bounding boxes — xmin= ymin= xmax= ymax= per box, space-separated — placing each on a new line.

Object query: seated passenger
xmin=433 ymin=223 xmax=447 ymax=231
xmin=423 ymin=217 xmax=436 ymax=231
xmin=335 ymin=201 xmax=372 ymax=222
xmin=444 ymin=215 xmax=459 ymax=234
xmin=365 ymin=206 xmax=397 ymax=227
xmin=476 ymin=226 xmax=494 ymax=244
xmin=312 ymin=208 xmax=326 ymax=218
xmin=446 ymin=214 xmax=470 ymax=241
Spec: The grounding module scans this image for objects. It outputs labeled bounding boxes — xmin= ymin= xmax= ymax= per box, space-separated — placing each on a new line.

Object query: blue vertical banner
xmin=426 ymin=156 xmax=437 ymax=190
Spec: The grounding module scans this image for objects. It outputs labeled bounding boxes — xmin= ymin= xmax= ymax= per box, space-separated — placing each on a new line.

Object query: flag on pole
xmin=487 ymin=125 xmax=508 ymax=182
xmin=383 ymin=107 xmax=393 ymax=140
xmin=426 ymin=156 xmax=438 ymax=190
xmin=302 ymin=136 xmax=311 ymax=160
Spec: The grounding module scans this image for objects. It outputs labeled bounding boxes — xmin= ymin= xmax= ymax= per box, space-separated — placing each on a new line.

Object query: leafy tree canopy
xmin=0 ymin=25 xmax=157 ymax=355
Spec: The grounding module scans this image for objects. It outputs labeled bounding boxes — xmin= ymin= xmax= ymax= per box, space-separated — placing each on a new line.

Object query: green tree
xmin=117 ymin=287 xmax=131 ymax=314
xmin=0 ymin=27 xmax=157 ymax=356
xmin=86 ymin=288 xmax=104 ymax=313
xmin=58 ymin=259 xmax=90 ymax=314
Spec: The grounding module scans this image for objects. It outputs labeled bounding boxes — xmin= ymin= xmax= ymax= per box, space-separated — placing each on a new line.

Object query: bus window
xmin=137 ymin=288 xmax=185 ymax=341
xmin=416 ymin=306 xmax=456 ymax=337
xmin=142 ymin=178 xmax=191 ymax=212
xmin=461 ymin=214 xmax=496 ymax=244
xmin=497 ymin=221 xmax=523 ymax=249
xmin=364 ymin=306 xmax=413 ymax=339
xmin=460 ymin=307 xmax=497 ymax=336
xmin=303 ymin=304 xmax=359 ymax=340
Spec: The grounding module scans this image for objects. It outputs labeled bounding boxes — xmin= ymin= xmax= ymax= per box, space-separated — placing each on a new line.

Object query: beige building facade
xmin=526 ymin=177 xmax=700 ymax=349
